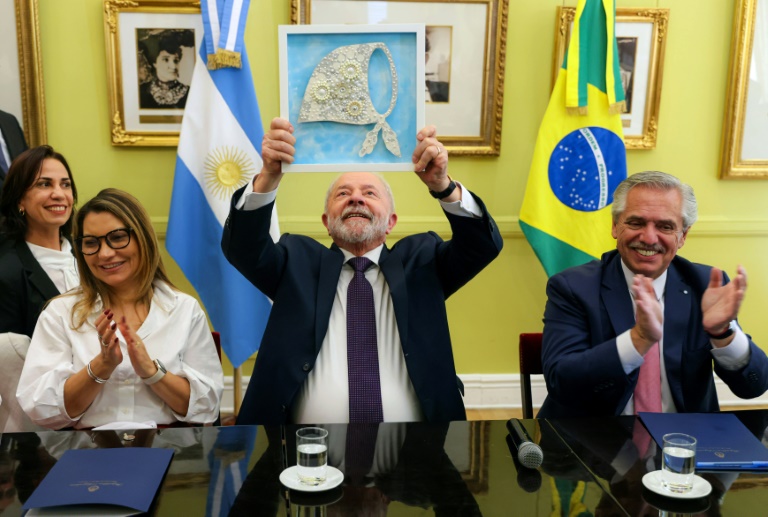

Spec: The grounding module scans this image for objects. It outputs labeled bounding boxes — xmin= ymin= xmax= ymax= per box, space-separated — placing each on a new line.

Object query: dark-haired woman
xmin=0 ymin=146 xmax=78 ymax=337
xmin=139 ymin=31 xmax=190 ymax=109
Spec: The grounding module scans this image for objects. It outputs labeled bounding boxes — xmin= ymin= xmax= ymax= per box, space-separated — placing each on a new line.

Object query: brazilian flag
xmin=520 ymin=0 xmax=627 ymax=277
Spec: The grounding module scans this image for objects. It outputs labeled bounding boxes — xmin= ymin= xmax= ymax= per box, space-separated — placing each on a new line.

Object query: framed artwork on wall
xmin=3 ymin=0 xmax=46 ymax=146
xmin=720 ymin=0 xmax=768 ymax=179
xmin=292 ymin=0 xmax=509 ymax=156
xmin=553 ymin=7 xmax=669 ymax=150
xmin=279 ymin=24 xmax=424 ymax=172
xmin=103 ymin=0 xmax=203 ymax=146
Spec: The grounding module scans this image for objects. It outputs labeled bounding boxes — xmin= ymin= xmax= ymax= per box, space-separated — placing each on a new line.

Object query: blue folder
xmin=23 ymin=447 xmax=174 ymax=514
xmin=640 ymin=412 xmax=768 ymax=471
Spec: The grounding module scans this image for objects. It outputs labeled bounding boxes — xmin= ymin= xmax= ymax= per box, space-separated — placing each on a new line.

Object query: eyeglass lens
xmin=80 ymin=229 xmax=131 ymax=255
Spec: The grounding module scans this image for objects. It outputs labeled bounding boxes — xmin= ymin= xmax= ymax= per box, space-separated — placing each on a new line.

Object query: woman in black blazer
xmin=0 ymin=146 xmax=79 ymax=336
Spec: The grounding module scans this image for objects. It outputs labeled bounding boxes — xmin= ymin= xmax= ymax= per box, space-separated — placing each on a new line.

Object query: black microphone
xmin=506 ymin=418 xmax=544 ymax=469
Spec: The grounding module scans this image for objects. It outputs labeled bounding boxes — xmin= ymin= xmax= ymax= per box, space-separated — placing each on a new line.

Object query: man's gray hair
xmin=324 ymin=172 xmax=395 ymax=214
xmin=611 ymin=171 xmax=698 ymax=231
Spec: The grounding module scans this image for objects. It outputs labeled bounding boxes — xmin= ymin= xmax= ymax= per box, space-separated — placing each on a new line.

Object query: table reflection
xmin=0 ymin=414 xmax=767 ymax=515
xmin=547 ymin=416 xmax=760 ymax=516
xmin=231 ymin=422 xmax=481 ymax=516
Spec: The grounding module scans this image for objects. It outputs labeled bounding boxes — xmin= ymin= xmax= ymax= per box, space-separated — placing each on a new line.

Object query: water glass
xmin=296 ymin=427 xmax=329 ymax=485
xmin=661 ymin=433 xmax=697 ymax=493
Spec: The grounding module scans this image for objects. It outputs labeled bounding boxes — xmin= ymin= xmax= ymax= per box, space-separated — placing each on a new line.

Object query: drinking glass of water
xmin=661 ymin=432 xmax=697 ymax=493
xmin=296 ymin=427 xmax=329 ymax=486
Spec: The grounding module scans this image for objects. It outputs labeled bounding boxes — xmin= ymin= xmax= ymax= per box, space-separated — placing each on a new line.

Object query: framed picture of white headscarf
xmin=720 ymin=0 xmax=768 ymax=178
xmin=292 ymin=0 xmax=509 ymax=157
xmin=279 ymin=24 xmax=425 ymax=172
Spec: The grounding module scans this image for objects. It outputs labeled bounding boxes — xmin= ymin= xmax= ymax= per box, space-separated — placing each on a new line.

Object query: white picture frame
xmin=279 ymin=24 xmax=425 ymax=172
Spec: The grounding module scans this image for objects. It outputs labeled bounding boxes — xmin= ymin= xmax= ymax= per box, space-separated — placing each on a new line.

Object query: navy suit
xmin=222 ymin=186 xmax=502 ymax=425
xmin=538 ymin=250 xmax=768 ymax=418
xmin=0 ymin=110 xmax=28 ymax=190
xmin=0 ymin=239 xmax=60 ymax=337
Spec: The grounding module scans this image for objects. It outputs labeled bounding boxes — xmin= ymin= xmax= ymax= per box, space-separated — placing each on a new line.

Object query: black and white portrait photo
xmin=136 ymin=28 xmax=195 ymax=110
xmin=425 ymin=26 xmax=452 ymax=103
xmin=617 ymin=36 xmax=637 ymax=114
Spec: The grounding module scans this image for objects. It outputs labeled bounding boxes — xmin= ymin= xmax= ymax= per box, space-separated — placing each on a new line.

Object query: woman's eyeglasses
xmin=76 ymin=228 xmax=133 ymax=255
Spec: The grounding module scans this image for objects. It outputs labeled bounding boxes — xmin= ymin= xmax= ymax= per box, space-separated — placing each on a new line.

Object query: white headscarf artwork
xmin=298 ymin=42 xmax=401 ymax=158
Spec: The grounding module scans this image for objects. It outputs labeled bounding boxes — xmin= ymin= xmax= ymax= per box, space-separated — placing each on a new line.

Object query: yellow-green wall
xmin=36 ymin=0 xmax=768 ymax=376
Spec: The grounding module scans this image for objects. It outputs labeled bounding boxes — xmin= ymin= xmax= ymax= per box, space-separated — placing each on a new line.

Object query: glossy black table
xmin=1 ymin=413 xmax=767 ymax=515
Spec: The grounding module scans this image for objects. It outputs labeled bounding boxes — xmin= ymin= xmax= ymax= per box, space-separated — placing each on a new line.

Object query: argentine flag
xmin=167 ymin=0 xmax=278 ymax=368
xmin=205 ymin=426 xmax=257 ymax=517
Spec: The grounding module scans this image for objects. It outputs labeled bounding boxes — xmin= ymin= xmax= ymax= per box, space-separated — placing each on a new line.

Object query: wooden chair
xmin=519 ymin=333 xmax=543 ymax=419
xmin=211 ymin=331 xmax=223 ymax=425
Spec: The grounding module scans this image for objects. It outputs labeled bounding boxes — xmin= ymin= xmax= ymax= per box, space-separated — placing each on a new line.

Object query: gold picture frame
xmin=291 ymin=0 xmax=509 ymax=156
xmin=103 ymin=0 xmax=203 ymax=146
xmin=720 ymin=0 xmax=768 ymax=178
xmin=14 ymin=0 xmax=47 ymax=147
xmin=553 ymin=7 xmax=669 ymax=150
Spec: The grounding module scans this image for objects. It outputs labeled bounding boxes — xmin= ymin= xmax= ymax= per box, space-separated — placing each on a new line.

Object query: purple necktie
xmin=344 ymin=423 xmax=380 ymax=484
xmin=347 ymin=257 xmax=383 ymax=423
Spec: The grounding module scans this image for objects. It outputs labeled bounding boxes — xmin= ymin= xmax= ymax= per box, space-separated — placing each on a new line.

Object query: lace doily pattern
xmin=148 ymin=79 xmax=189 ymax=107
xmin=298 ymin=42 xmax=401 ymax=157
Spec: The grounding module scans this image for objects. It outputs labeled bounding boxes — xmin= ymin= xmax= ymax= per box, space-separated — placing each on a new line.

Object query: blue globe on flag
xmin=548 ymin=127 xmax=625 ymax=213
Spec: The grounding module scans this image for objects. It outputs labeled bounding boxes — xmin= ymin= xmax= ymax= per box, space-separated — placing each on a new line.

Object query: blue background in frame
xmin=286 ymin=31 xmax=418 ymax=166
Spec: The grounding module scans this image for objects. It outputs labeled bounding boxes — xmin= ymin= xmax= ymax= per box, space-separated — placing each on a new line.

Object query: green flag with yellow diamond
xmin=520 ymin=0 xmax=627 ymax=277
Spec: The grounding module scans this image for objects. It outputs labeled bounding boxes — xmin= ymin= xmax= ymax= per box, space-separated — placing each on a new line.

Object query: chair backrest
xmin=0 ymin=333 xmax=47 ymax=432
xmin=519 ymin=333 xmax=543 ymax=419
xmin=211 ymin=331 xmax=222 ymax=362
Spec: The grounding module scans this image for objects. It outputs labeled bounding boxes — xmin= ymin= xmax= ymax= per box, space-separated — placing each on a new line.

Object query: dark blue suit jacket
xmin=0 ymin=109 xmax=28 ymax=189
xmin=222 ymin=187 xmax=502 ymax=425
xmin=538 ymin=250 xmax=768 ymax=418
xmin=0 ymin=239 xmax=60 ymax=337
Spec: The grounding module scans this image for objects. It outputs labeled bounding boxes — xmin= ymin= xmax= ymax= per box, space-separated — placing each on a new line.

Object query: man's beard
xmin=327 ymin=206 xmax=389 ymax=246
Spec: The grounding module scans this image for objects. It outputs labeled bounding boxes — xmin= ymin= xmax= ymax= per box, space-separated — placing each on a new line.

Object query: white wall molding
xmin=444 ymin=374 xmax=768 ymax=413
xmin=151 ymin=215 xmax=768 ymax=242
xmin=221 ymin=373 xmax=768 ymax=415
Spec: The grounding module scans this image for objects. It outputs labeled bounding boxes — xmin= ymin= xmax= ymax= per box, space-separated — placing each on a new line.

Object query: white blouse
xmin=26 ymin=239 xmax=79 ymax=294
xmin=17 ymin=281 xmax=223 ymax=429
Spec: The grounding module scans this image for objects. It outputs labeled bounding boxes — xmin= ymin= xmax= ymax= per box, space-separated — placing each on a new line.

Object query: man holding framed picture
xmin=222 ymin=117 xmax=502 ymax=425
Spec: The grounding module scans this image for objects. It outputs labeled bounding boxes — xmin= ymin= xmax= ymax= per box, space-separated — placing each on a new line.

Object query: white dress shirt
xmin=325 ymin=422 xmax=406 ymax=478
xmin=616 ymin=261 xmax=750 ymax=415
xmin=17 ymin=281 xmax=224 ymax=429
xmin=236 ymin=179 xmax=481 ymax=423
xmin=26 ymin=239 xmax=79 ymax=294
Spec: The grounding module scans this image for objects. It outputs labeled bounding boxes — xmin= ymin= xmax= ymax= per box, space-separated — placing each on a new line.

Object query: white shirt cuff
xmin=710 ymin=324 xmax=751 ymax=370
xmin=617 ymin=329 xmax=644 ymax=375
xmin=610 ymin=439 xmax=639 ymax=477
xmin=235 ymin=176 xmax=277 ymax=211
xmin=439 ymin=181 xmax=482 ymax=218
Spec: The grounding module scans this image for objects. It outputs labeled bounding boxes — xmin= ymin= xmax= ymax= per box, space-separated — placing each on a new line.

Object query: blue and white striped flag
xmin=205 ymin=426 xmax=257 ymax=517
xmin=167 ymin=0 xmax=278 ymax=368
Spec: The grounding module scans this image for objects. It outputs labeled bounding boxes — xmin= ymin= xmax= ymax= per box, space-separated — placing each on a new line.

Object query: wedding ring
xmin=101 ymin=337 xmax=110 ymax=347
xmin=435 ymin=145 xmax=443 ymax=156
